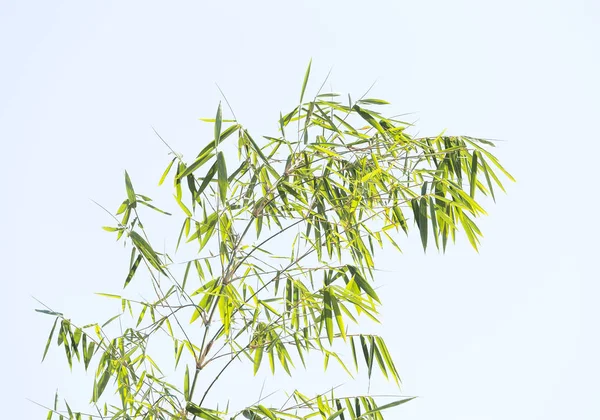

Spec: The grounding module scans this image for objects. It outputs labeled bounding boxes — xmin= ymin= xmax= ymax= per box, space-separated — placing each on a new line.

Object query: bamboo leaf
xmin=253 ymin=346 xmax=264 ymax=375
xmin=94 ymin=368 xmax=110 ymax=402
xmin=357 ymin=98 xmax=390 ymax=105
xmin=311 ymin=144 xmax=342 ymax=158
xmin=124 ymin=171 xmax=136 ymax=208
xmin=214 ymin=102 xmax=222 ymax=147
xmin=419 ymin=196 xmax=428 ymax=251
xmin=184 ymin=365 xmax=190 ymax=401
xmin=138 ymin=200 xmax=172 ymax=215
xmin=470 ymin=151 xmax=478 ymax=198
xmin=358 ymin=397 xmax=416 ymax=417
xmin=331 ymin=290 xmax=346 ymax=341
xmin=136 ymin=304 xmax=147 ymax=327
xmin=35 ymin=309 xmax=63 ymax=317
xmin=352 ymin=105 xmax=385 ymax=135
xmin=327 ymin=408 xmax=346 ymax=420
xmin=347 ymin=265 xmax=380 ymax=303
xmin=197 ymin=161 xmax=218 ymax=197
xmin=41 ymin=318 xmax=59 ymax=362
xmin=186 ymin=403 xmax=221 ymax=420
xmin=130 ymin=231 xmax=165 ymax=274
xmin=124 ymin=254 xmax=142 ymax=287
xmin=300 ymin=58 xmax=312 ymax=104
xmin=350 ymin=336 xmax=359 ymax=371
xmin=429 ymin=197 xmax=439 ymax=250
xmin=174 ymin=193 xmax=192 ymax=217
xmin=158 ymin=158 xmax=176 ymax=185
xmin=323 ymin=287 xmax=334 ymax=345
xmin=94 ymin=293 xmax=121 ymax=299
xmin=178 ymin=152 xmax=215 ymax=179
xmin=258 ymin=405 xmax=277 ymax=420
xmin=479 ymin=152 xmax=496 ymax=201
xmin=217 ymin=151 xmax=228 ymax=204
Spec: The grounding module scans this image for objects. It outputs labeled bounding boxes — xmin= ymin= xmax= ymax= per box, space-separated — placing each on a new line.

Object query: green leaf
xmin=138 ymin=200 xmax=172 ymax=215
xmin=214 ymin=102 xmax=222 ymax=147
xmin=124 ymin=254 xmax=142 ymax=287
xmin=244 ymin=130 xmax=269 ymax=165
xmin=94 ymin=368 xmax=111 ymax=402
xmin=327 ymin=409 xmax=346 ymax=420
xmin=199 ymin=118 xmax=236 ymax=123
xmin=124 ymin=171 xmax=136 ymax=208
xmin=41 ymin=318 xmax=59 ymax=362
xmin=173 ymin=341 xmax=184 ymax=368
xmin=352 ymin=105 xmax=385 ymax=135
xmin=268 ymin=346 xmax=275 ymax=374
xmin=331 ymin=291 xmax=346 ymax=341
xmin=94 ymin=293 xmax=121 ymax=299
xmin=311 ymin=144 xmax=342 ymax=158
xmin=258 ymin=405 xmax=277 ymax=420
xmin=359 ymin=397 xmax=416 ymax=417
xmin=186 ymin=403 xmax=221 ymax=420
xmin=392 ymin=206 xmax=408 ymax=234
xmin=479 ymin=152 xmax=496 ymax=201
xmin=357 ymin=98 xmax=390 ymax=105
xmin=242 ymin=409 xmax=260 ymax=419
xmin=323 ymin=287 xmax=334 ymax=345
xmin=194 ymin=123 xmax=240 ymax=159
xmin=253 ymin=346 xmax=264 ymax=375
xmin=300 ymin=58 xmax=312 ymax=104
xmin=350 ymin=336 xmax=359 ymax=371
xmin=429 ymin=197 xmax=439 ymax=250
xmin=174 ymin=193 xmax=192 ymax=217
xmin=419 ymin=197 xmax=428 ymax=251
xmin=184 ymin=365 xmax=190 ymax=401
xmin=101 ymin=314 xmax=121 ymax=328
xmin=65 ymin=400 xmax=73 ymax=418
xmin=84 ymin=340 xmax=95 ymax=370
xmin=363 ymin=336 xmax=374 ymax=379
xmin=197 ymin=161 xmax=218 ymax=197
xmin=372 ymin=341 xmax=388 ymax=379
xmin=179 ymin=151 xmax=215 ymax=179
xmin=136 ymin=304 xmax=147 ymax=327
xmin=347 ymin=265 xmax=380 ymax=303
xmin=130 ymin=231 xmax=165 ymax=274
xmin=469 ymin=151 xmax=478 ymax=198
xmin=158 ymin=158 xmax=176 ymax=186
xmin=217 ymin=151 xmax=228 ymax=204
xmin=35 ymin=309 xmax=63 ymax=317
xmin=375 ymin=336 xmax=400 ymax=385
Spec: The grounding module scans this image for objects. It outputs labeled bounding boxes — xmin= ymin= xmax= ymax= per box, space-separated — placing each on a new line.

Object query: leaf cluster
xmin=37 ymin=62 xmax=512 ymax=420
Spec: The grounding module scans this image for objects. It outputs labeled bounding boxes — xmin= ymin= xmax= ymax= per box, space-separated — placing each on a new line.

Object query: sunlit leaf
xmin=300 ymin=58 xmax=312 ymax=104
xmin=214 ymin=102 xmax=223 ymax=147
xmin=217 ymin=151 xmax=228 ymax=204
xmin=124 ymin=171 xmax=136 ymax=208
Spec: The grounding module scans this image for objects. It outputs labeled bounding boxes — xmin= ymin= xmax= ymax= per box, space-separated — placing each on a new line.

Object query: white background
xmin=1 ymin=1 xmax=598 ymax=418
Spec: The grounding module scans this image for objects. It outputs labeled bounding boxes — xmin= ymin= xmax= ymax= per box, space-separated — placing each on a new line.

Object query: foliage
xmin=36 ymin=62 xmax=513 ymax=419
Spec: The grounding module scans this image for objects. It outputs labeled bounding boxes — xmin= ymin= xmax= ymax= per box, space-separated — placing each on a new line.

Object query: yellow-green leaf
xmin=217 ymin=151 xmax=228 ymax=204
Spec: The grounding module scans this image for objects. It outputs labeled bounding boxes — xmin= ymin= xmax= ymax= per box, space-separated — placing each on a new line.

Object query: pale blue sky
xmin=1 ymin=1 xmax=599 ymax=418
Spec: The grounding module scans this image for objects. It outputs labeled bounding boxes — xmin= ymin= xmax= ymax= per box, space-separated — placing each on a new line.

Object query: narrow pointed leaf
xmin=300 ymin=59 xmax=312 ymax=104
xmin=470 ymin=151 xmax=478 ymax=198
xmin=214 ymin=102 xmax=222 ymax=147
xmin=124 ymin=171 xmax=136 ymax=207
xmin=217 ymin=151 xmax=228 ymax=204
xmin=41 ymin=318 xmax=59 ymax=362
xmin=359 ymin=397 xmax=416 ymax=417
xmin=158 ymin=158 xmax=176 ymax=186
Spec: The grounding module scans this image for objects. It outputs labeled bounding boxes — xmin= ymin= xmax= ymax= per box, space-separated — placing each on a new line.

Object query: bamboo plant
xmin=36 ymin=61 xmax=513 ymax=419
